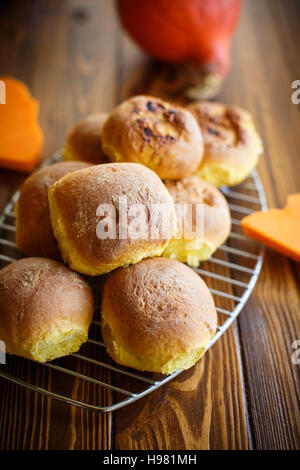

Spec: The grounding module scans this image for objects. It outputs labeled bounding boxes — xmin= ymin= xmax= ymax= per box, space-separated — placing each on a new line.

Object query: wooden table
xmin=0 ymin=0 xmax=299 ymax=450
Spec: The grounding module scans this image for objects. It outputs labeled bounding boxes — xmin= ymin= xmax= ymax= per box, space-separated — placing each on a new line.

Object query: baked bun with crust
xmin=163 ymin=176 xmax=231 ymax=266
xmin=0 ymin=258 xmax=94 ymax=362
xmin=101 ymin=257 xmax=217 ymax=374
xmin=64 ymin=113 xmax=109 ymax=164
xmin=16 ymin=161 xmax=91 ymax=259
xmin=49 ymin=163 xmax=176 ymax=276
xmin=187 ymin=102 xmax=263 ymax=186
xmin=101 ymin=95 xmax=204 ymax=180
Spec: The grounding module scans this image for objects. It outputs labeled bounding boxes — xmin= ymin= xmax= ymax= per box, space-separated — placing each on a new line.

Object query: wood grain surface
xmin=0 ymin=0 xmax=299 ymax=450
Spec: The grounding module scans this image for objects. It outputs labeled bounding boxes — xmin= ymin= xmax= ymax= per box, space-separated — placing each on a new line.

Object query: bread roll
xmin=49 ymin=163 xmax=176 ymax=276
xmin=0 ymin=258 xmax=94 ymax=362
xmin=101 ymin=257 xmax=217 ymax=374
xmin=16 ymin=161 xmax=91 ymax=259
xmin=163 ymin=176 xmax=231 ymax=266
xmin=102 ymin=95 xmax=204 ymax=180
xmin=187 ymin=102 xmax=263 ymax=186
xmin=64 ymin=113 xmax=109 ymax=164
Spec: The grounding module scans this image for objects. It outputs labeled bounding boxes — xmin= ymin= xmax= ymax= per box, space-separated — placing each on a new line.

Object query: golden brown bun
xmin=16 ymin=161 xmax=91 ymax=259
xmin=49 ymin=163 xmax=176 ymax=276
xmin=64 ymin=113 xmax=109 ymax=164
xmin=0 ymin=258 xmax=94 ymax=362
xmin=163 ymin=176 xmax=231 ymax=266
xmin=101 ymin=257 xmax=217 ymax=374
xmin=187 ymin=102 xmax=263 ymax=186
xmin=102 ymin=95 xmax=204 ymax=180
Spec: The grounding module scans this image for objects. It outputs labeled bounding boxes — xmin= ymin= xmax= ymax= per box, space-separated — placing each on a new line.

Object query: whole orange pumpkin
xmin=117 ymin=0 xmax=241 ymax=98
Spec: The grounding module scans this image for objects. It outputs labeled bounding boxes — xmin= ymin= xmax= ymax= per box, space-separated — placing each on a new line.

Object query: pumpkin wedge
xmin=0 ymin=77 xmax=43 ymax=172
xmin=241 ymin=194 xmax=300 ymax=262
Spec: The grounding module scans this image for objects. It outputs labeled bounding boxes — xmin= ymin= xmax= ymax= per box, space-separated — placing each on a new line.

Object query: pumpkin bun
xmin=163 ymin=176 xmax=231 ymax=267
xmin=16 ymin=161 xmax=91 ymax=259
xmin=0 ymin=258 xmax=94 ymax=363
xmin=101 ymin=257 xmax=217 ymax=374
xmin=187 ymin=102 xmax=263 ymax=187
xmin=64 ymin=113 xmax=109 ymax=164
xmin=101 ymin=95 xmax=204 ymax=180
xmin=49 ymin=163 xmax=176 ymax=276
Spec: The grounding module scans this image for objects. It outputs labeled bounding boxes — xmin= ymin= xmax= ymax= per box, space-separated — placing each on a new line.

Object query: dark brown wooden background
xmin=0 ymin=0 xmax=299 ymax=450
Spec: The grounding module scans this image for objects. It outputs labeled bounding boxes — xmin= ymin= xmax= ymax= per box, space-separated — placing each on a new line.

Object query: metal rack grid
xmin=0 ymin=157 xmax=267 ymax=412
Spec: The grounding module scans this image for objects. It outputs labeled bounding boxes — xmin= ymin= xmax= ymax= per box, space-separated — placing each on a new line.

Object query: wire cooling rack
xmin=0 ymin=154 xmax=267 ymax=412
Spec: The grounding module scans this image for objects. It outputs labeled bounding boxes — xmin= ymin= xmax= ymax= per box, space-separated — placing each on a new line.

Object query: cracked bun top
xmin=187 ymin=101 xmax=263 ymax=186
xmin=102 ymin=95 xmax=204 ymax=180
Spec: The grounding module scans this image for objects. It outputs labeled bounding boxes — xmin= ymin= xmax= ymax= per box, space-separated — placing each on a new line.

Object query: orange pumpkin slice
xmin=241 ymin=194 xmax=300 ymax=262
xmin=0 ymin=77 xmax=43 ymax=172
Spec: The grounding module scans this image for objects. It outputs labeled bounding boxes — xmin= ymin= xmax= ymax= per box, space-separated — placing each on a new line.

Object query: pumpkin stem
xmin=185 ymin=72 xmax=223 ymax=101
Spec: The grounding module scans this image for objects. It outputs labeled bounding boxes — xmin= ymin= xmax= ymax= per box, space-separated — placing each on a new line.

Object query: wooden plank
xmin=0 ymin=0 xmax=117 ymax=450
xmin=221 ymin=0 xmax=300 ymax=449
